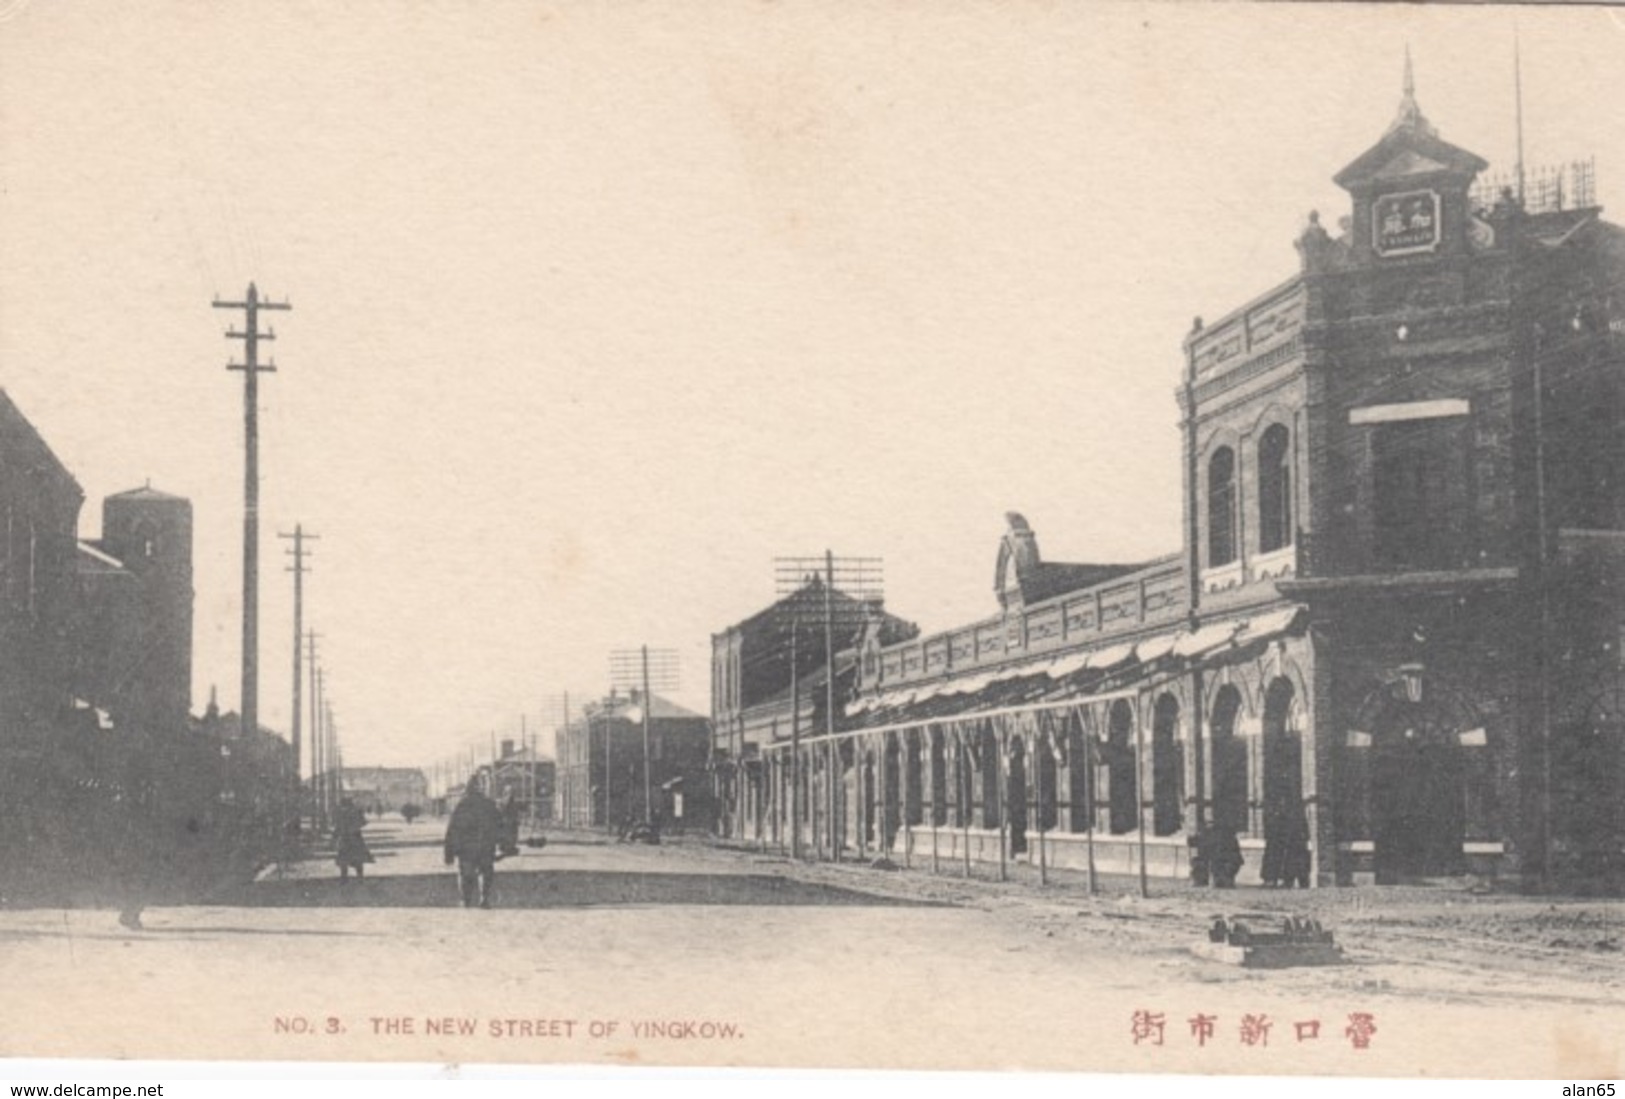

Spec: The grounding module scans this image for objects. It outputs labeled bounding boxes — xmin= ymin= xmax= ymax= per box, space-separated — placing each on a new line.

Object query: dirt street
xmin=2 ymin=819 xmax=1620 ymax=1077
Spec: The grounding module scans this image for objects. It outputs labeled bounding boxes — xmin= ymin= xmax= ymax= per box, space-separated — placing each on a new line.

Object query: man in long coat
xmin=334 ymin=797 xmax=374 ymax=881
xmin=444 ymin=777 xmax=506 ymax=908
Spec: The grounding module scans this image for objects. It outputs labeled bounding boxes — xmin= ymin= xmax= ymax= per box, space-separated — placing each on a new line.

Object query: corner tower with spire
xmin=1178 ymin=51 xmax=1625 ymax=891
xmin=1332 ymin=54 xmax=1489 ymax=267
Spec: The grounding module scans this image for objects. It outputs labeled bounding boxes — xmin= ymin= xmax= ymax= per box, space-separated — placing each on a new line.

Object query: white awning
xmin=1236 ymin=605 xmax=1305 ymax=645
xmin=1046 ymin=651 xmax=1092 ymax=679
xmin=991 ymin=659 xmax=1050 ymax=682
xmin=1086 ymin=642 xmax=1136 ymax=670
xmin=946 ymin=673 xmax=995 ymax=695
xmin=1132 ymin=632 xmax=1183 ymax=664
xmin=1173 ymin=621 xmax=1242 ymax=659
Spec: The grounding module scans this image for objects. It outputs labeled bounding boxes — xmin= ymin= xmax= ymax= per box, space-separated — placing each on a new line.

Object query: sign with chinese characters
xmin=1373 ymin=189 xmax=1441 ymax=257
xmin=1131 ymin=1009 xmax=1378 ymax=1051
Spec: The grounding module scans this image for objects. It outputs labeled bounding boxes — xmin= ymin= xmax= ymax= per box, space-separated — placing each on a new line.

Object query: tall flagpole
xmin=1515 ymin=27 xmax=1527 ymax=206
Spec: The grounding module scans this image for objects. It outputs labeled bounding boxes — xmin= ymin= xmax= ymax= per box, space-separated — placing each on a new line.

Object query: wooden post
xmin=996 ymin=719 xmax=1008 ymax=883
xmin=1136 ymin=696 xmax=1150 ymax=898
xmin=1079 ymin=706 xmax=1097 ymax=896
xmin=1036 ymin=722 xmax=1048 ymax=886
xmin=959 ymin=726 xmax=971 ymax=879
xmin=930 ymin=727 xmax=941 ymax=875
xmin=902 ymin=732 xmax=912 ymax=869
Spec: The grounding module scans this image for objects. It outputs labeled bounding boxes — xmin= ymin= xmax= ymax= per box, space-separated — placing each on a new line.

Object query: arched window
xmin=1208 ymin=447 xmax=1237 ymax=567
xmin=1258 ymin=424 xmax=1292 ymax=554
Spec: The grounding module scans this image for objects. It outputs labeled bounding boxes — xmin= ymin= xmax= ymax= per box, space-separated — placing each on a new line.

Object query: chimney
xmin=501 ymin=739 xmax=515 ymax=759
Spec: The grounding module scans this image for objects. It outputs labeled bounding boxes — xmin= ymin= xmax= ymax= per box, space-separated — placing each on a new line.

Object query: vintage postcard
xmin=2 ymin=0 xmax=1623 ymax=1084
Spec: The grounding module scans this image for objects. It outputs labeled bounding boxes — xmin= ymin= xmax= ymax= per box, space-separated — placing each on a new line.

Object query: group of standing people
xmin=1190 ymin=808 xmax=1311 ymax=890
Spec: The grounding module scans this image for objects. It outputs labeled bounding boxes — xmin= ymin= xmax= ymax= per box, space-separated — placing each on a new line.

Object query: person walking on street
xmin=334 ymin=797 xmax=374 ymax=882
xmin=444 ymin=777 xmax=505 ymax=909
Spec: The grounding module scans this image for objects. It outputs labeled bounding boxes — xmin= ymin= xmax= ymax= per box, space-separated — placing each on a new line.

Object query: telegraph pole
xmin=307 ymin=631 xmax=323 ymax=831
xmin=213 ymin=283 xmax=291 ymax=758
xmin=773 ymin=554 xmax=884 ymax=862
xmin=280 ymin=526 xmax=318 ymax=833
xmin=327 ymin=700 xmax=342 ymax=810
xmin=543 ymin=693 xmax=573 ymax=826
xmin=318 ymin=667 xmax=334 ymax=823
xmin=611 ymin=648 xmax=680 ymax=825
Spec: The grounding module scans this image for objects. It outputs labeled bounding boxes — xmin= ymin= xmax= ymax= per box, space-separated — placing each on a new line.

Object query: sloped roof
xmin=1016 ymin=561 xmax=1143 ymax=604
xmin=0 ymin=388 xmax=83 ymax=501
xmin=1334 ymin=77 xmax=1487 ymax=190
xmin=593 ymin=692 xmax=706 ymax=723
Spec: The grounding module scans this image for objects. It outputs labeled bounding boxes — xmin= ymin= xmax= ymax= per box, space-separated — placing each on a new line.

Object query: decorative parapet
xmin=1189 ymin=281 xmax=1305 ymax=387
xmin=866 ymin=554 xmax=1186 ymax=694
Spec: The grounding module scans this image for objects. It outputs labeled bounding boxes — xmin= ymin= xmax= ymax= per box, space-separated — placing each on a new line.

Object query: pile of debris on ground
xmin=1192 ymin=911 xmax=1345 ymax=968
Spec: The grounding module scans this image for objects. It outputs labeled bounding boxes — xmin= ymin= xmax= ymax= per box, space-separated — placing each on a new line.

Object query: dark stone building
xmin=468 ymin=745 xmax=552 ymax=823
xmin=0 ymin=389 xmax=84 ymax=742
xmin=753 ymin=66 xmax=1625 ymax=891
xmin=554 ymin=690 xmax=715 ymax=833
xmin=73 ymin=486 xmax=194 ymax=739
xmin=709 ymin=578 xmax=916 ymax=842
xmin=0 ymin=390 xmax=279 ymax=899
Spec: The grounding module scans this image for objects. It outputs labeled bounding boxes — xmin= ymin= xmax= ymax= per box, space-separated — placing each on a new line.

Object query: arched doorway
xmin=1371 ymin=700 xmax=1466 ymax=881
xmin=1152 ymin=694 xmax=1183 ymax=836
xmin=929 ymin=727 xmax=948 ymax=827
xmin=1035 ymin=729 xmax=1058 ymax=832
xmin=1210 ymin=685 xmax=1247 ymax=836
xmin=904 ymin=729 xmax=924 ymax=828
xmin=955 ymin=732 xmax=975 ymax=828
xmin=1007 ymin=734 xmax=1029 ymax=856
xmin=1107 ymin=700 xmax=1136 ymax=834
xmin=978 ymin=724 xmax=1001 ymax=829
xmin=882 ymin=734 xmax=901 ymax=852
xmin=861 ymin=749 xmax=877 ymax=847
xmin=1261 ymin=677 xmax=1309 ymax=886
xmin=1066 ymin=711 xmax=1092 ymax=832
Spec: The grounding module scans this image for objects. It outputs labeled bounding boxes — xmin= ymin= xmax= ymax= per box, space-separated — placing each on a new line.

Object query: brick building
xmin=0 ymin=389 xmax=281 ymax=897
xmin=710 ymin=577 xmax=916 ymax=841
xmin=751 ymin=66 xmax=1625 ymax=890
xmin=554 ymin=691 xmax=714 ymax=832
xmin=0 ymin=389 xmax=82 ymax=744
xmin=470 ymin=742 xmax=554 ymax=823
xmin=0 ymin=391 xmax=195 ymax=746
xmin=74 ymin=485 xmax=194 ymax=738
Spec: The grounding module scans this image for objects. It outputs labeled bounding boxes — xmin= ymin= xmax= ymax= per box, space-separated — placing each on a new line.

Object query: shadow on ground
xmin=227 ymin=869 xmax=949 ymax=910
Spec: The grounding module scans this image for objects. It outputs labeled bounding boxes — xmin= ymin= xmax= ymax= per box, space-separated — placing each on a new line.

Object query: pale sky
xmin=2 ymin=2 xmax=1621 ymax=773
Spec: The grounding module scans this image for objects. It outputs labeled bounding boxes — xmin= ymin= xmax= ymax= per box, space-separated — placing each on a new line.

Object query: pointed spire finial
xmin=1386 ymin=45 xmax=1437 ymax=139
